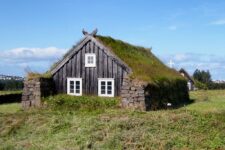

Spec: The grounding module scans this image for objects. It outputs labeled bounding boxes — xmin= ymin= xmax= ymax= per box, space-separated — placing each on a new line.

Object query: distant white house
xmin=213 ymin=80 xmax=225 ymax=84
xmin=179 ymin=68 xmax=195 ymax=91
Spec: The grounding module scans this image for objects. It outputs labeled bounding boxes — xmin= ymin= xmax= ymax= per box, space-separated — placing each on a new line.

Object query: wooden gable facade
xmin=51 ymin=33 xmax=131 ymax=97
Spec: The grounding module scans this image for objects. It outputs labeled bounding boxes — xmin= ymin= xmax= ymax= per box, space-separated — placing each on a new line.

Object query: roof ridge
xmin=50 ymin=36 xmax=90 ymax=74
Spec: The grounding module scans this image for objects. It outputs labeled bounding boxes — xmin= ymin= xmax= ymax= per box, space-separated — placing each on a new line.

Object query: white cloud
xmin=0 ymin=47 xmax=67 ymax=76
xmin=0 ymin=47 xmax=66 ymax=62
xmin=210 ymin=19 xmax=225 ymax=25
xmin=168 ymin=25 xmax=177 ymax=30
xmin=174 ymin=54 xmax=188 ymax=61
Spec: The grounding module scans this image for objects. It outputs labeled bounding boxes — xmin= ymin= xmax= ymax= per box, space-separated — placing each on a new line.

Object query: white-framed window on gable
xmin=67 ymin=78 xmax=82 ymax=96
xmin=85 ymin=53 xmax=96 ymax=67
xmin=98 ymin=78 xmax=114 ymax=97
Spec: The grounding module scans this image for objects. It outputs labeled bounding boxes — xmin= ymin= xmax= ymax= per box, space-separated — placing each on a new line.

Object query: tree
xmin=193 ymin=69 xmax=212 ymax=84
xmin=0 ymin=81 xmax=4 ymax=90
xmin=0 ymin=79 xmax=23 ymax=90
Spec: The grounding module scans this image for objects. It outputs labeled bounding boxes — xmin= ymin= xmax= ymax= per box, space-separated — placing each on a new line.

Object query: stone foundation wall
xmin=22 ymin=78 xmax=54 ymax=109
xmin=22 ymin=76 xmax=148 ymax=110
xmin=121 ymin=76 xmax=147 ymax=111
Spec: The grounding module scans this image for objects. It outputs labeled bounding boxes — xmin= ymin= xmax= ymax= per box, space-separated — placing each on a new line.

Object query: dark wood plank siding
xmin=53 ymin=40 xmax=129 ymax=96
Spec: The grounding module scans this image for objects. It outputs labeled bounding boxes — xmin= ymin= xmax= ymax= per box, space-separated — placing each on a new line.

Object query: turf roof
xmin=96 ymin=35 xmax=183 ymax=83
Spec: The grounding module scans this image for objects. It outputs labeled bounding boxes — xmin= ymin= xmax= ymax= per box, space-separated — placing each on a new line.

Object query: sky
xmin=1 ymin=0 xmax=225 ymax=79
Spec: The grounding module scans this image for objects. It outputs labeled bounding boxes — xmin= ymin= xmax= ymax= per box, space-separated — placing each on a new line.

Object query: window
xmin=98 ymin=78 xmax=114 ymax=97
xmin=85 ymin=53 xmax=96 ymax=67
xmin=67 ymin=78 xmax=82 ymax=96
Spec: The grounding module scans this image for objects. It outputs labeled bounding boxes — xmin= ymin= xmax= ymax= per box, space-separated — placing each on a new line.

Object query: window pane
xmin=107 ymin=81 xmax=112 ymax=86
xmin=76 ymin=89 xmax=80 ymax=94
xmin=101 ymin=89 xmax=105 ymax=94
xmin=107 ymin=84 xmax=112 ymax=94
xmin=101 ymin=81 xmax=105 ymax=86
xmin=75 ymin=81 xmax=80 ymax=94
xmin=70 ymin=81 xmax=74 ymax=93
xmin=101 ymin=85 xmax=105 ymax=89
xmin=101 ymin=81 xmax=106 ymax=94
xmin=107 ymin=81 xmax=112 ymax=95
xmin=76 ymin=86 xmax=80 ymax=90
xmin=107 ymin=89 xmax=112 ymax=94
xmin=70 ymin=81 xmax=74 ymax=85
xmin=107 ymin=82 xmax=112 ymax=87
xmin=88 ymin=56 xmax=94 ymax=64
xmin=90 ymin=57 xmax=93 ymax=63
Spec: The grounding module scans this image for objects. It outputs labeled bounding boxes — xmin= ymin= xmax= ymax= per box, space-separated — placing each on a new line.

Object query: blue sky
xmin=1 ymin=0 xmax=225 ymax=79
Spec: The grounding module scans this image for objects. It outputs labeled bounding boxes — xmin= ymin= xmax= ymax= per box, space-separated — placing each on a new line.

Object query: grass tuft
xmin=96 ymin=35 xmax=184 ymax=83
xmin=0 ymin=91 xmax=22 ymax=96
xmin=26 ymin=72 xmax=52 ymax=80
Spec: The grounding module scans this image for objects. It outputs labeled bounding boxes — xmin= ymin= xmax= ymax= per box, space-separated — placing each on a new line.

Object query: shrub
xmin=43 ymin=94 xmax=119 ymax=111
xmin=0 ymin=80 xmax=23 ymax=91
xmin=0 ymin=93 xmax=22 ymax=104
xmin=194 ymin=80 xmax=208 ymax=90
xmin=145 ymin=78 xmax=190 ymax=110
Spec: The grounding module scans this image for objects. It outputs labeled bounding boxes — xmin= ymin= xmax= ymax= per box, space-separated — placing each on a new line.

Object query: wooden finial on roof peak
xmin=82 ymin=28 xmax=98 ymax=37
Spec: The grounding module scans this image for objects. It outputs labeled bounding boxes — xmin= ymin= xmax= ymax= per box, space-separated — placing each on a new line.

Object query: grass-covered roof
xmin=96 ymin=35 xmax=183 ymax=83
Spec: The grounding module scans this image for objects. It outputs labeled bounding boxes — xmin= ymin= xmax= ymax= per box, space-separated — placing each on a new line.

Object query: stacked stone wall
xmin=121 ymin=77 xmax=147 ymax=111
xmin=22 ymin=76 xmax=149 ymax=111
xmin=22 ymin=78 xmax=54 ymax=109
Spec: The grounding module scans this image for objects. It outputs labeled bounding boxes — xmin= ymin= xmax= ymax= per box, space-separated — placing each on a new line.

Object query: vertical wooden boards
xmin=52 ymin=39 xmax=130 ymax=96
xmin=53 ymin=73 xmax=59 ymax=93
xmin=93 ymin=43 xmax=98 ymax=94
xmin=112 ymin=60 xmax=118 ymax=96
xmin=80 ymin=46 xmax=83 ymax=78
xmin=63 ymin=64 xmax=67 ymax=93
xmin=67 ymin=59 xmax=72 ymax=77
xmin=117 ymin=65 xmax=122 ymax=96
xmin=108 ymin=56 xmax=112 ymax=78
xmin=90 ymin=41 xmax=94 ymax=94
xmin=98 ymin=48 xmax=103 ymax=78
xmin=74 ymin=55 xmax=78 ymax=77
xmin=81 ymin=45 xmax=86 ymax=94
xmin=103 ymin=52 xmax=108 ymax=78
xmin=76 ymin=50 xmax=81 ymax=78
xmin=59 ymin=68 xmax=63 ymax=93
xmin=71 ymin=56 xmax=75 ymax=77
xmin=85 ymin=42 xmax=90 ymax=94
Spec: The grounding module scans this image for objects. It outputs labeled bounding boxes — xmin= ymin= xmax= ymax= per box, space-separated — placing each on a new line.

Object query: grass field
xmin=0 ymin=90 xmax=225 ymax=149
xmin=0 ymin=91 xmax=22 ymax=96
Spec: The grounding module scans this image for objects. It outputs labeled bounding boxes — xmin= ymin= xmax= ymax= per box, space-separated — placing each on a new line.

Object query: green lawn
xmin=0 ymin=90 xmax=225 ymax=149
xmin=0 ymin=91 xmax=22 ymax=96
xmin=188 ymin=90 xmax=225 ymax=113
xmin=0 ymin=103 xmax=21 ymax=114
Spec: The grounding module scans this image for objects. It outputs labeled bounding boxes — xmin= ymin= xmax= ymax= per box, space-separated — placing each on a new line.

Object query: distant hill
xmin=0 ymin=74 xmax=24 ymax=81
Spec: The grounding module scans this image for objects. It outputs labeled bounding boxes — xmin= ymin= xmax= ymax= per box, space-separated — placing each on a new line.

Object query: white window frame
xmin=67 ymin=78 xmax=82 ymax=96
xmin=98 ymin=78 xmax=114 ymax=97
xmin=85 ymin=53 xmax=96 ymax=67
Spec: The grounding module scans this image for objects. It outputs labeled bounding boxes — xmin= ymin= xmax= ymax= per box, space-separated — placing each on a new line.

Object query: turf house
xmin=179 ymin=68 xmax=195 ymax=91
xmin=22 ymin=29 xmax=189 ymax=110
